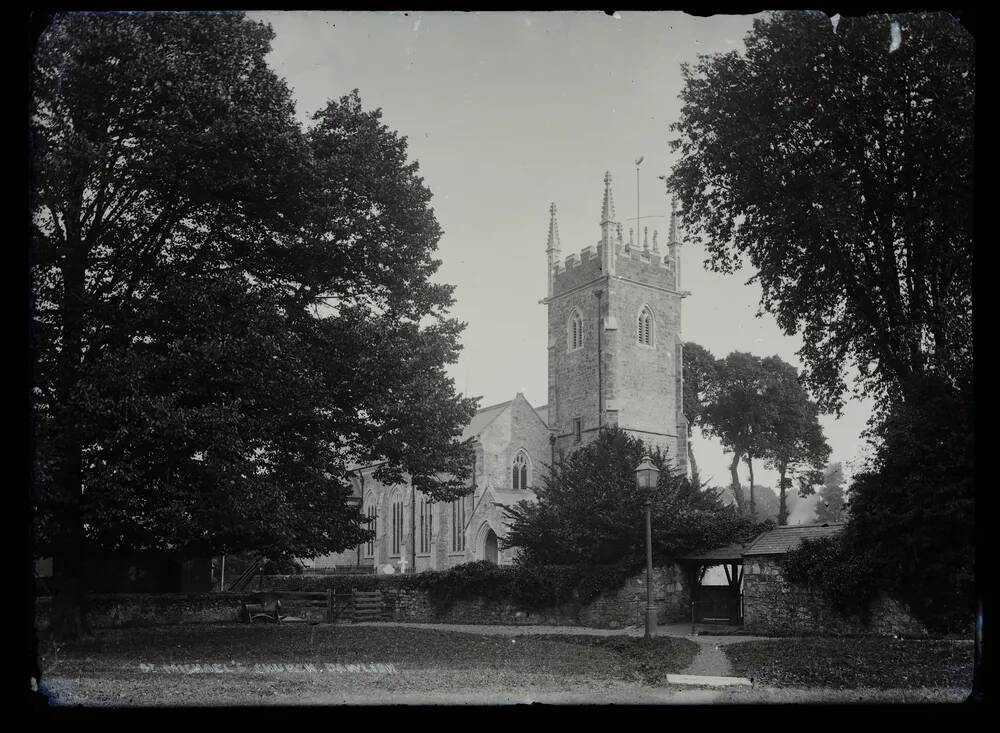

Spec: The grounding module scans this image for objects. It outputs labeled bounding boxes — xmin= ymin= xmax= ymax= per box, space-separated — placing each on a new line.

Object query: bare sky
xmin=253 ymin=10 xmax=873 ymax=508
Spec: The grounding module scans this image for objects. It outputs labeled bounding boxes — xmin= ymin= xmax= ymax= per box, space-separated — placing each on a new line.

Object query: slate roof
xmin=461 ymin=397 xmax=548 ymax=441
xmin=460 ymin=400 xmax=512 ymax=441
xmin=741 ymin=523 xmax=846 ymax=556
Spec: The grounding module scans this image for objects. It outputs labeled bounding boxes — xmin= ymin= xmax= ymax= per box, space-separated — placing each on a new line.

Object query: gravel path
xmin=355 ymin=621 xmax=646 ymax=636
xmin=357 ymin=621 xmax=771 ymax=680
xmin=357 ymin=620 xmax=774 ymax=643
xmin=677 ymin=642 xmax=735 ymax=677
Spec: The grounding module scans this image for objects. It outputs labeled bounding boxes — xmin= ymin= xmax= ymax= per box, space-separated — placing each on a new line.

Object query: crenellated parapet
xmin=545 ymin=174 xmax=684 ymax=296
xmin=550 ymin=240 xmax=678 ymax=293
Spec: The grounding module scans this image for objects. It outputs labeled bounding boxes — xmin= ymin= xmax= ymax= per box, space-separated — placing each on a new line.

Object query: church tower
xmin=544 ymin=172 xmax=689 ymax=473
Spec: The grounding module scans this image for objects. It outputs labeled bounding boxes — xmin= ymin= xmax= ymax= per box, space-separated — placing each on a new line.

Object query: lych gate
xmin=678 ymin=544 xmax=745 ymax=627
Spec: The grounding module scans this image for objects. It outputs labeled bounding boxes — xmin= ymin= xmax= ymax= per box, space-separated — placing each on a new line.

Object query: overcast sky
xmin=253 ymin=10 xmax=873 ymax=518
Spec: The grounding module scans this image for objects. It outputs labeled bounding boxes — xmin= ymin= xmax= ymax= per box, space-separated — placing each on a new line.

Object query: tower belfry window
xmin=638 ymin=306 xmax=654 ymax=346
xmin=569 ymin=309 xmax=584 ymax=351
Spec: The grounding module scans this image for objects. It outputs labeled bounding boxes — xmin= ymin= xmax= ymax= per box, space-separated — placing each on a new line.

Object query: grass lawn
xmin=37 ymin=624 xmax=700 ymax=706
xmin=723 ymin=638 xmax=974 ymax=690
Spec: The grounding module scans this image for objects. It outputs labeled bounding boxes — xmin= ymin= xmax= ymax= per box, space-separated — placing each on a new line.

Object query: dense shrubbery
xmin=782 ymin=536 xmax=881 ymax=619
xmin=416 ymin=561 xmax=636 ymax=614
xmin=503 ymin=427 xmax=767 ymax=567
xmin=784 ymin=377 xmax=974 ymax=633
xmin=261 ymin=561 xmax=636 ymax=614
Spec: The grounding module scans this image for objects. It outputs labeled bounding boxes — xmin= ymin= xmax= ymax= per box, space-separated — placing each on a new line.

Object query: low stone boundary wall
xmin=264 ymin=565 xmax=691 ymax=629
xmin=742 ymin=556 xmax=927 ymax=637
xmin=32 ymin=565 xmax=692 ymax=631
xmin=33 ymin=593 xmax=247 ymax=631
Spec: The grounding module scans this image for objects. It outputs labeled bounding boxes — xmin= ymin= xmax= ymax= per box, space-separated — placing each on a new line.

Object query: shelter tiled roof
xmin=678 ymin=543 xmax=747 ymax=562
xmin=742 ymin=523 xmax=846 ymax=556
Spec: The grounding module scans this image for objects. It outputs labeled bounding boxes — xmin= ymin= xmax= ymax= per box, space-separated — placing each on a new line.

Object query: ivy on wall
xmin=782 ymin=537 xmax=881 ymax=620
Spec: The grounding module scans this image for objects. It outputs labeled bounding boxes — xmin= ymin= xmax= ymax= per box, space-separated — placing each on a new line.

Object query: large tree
xmin=502 ymin=427 xmax=764 ymax=567
xmin=669 ymin=11 xmax=973 ymax=415
xmin=668 ymin=11 xmax=974 ymax=630
xmin=31 ymin=13 xmax=475 ymax=637
xmin=759 ymin=356 xmax=831 ymax=525
xmin=700 ymin=351 xmax=773 ymax=516
xmin=681 ymin=341 xmax=719 ymax=487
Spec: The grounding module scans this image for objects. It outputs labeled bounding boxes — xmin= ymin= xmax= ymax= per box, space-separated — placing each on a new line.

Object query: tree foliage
xmin=31 ymin=13 xmax=476 ymax=635
xmin=842 ymin=377 xmax=974 ymax=631
xmin=671 ymin=13 xmax=973 ymax=631
xmin=759 ymin=356 xmax=831 ymax=524
xmin=502 ymin=427 xmax=765 ymax=568
xmin=699 ymin=351 xmax=771 ymax=515
xmin=814 ymin=462 xmax=847 ymax=523
xmin=784 ymin=377 xmax=973 ymax=632
xmin=720 ymin=484 xmax=791 ymax=525
xmin=669 ymin=11 xmax=973 ymax=415
xmin=681 ymin=341 xmax=719 ymax=485
xmin=699 ymin=351 xmax=829 ymax=521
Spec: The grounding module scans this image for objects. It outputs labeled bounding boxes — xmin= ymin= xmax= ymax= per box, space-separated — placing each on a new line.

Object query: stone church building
xmin=305 ymin=172 xmax=688 ymax=573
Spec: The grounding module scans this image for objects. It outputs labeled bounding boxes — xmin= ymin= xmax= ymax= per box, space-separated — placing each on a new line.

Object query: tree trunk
xmin=729 ymin=453 xmax=745 ymax=513
xmin=48 ymin=213 xmax=91 ymax=640
xmin=746 ymin=454 xmax=756 ymax=519
xmin=687 ymin=430 xmax=701 ymax=487
xmin=777 ymin=463 xmax=788 ymax=526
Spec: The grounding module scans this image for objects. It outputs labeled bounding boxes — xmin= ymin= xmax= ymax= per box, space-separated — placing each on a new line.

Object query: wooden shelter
xmin=677 ymin=543 xmax=747 ymax=626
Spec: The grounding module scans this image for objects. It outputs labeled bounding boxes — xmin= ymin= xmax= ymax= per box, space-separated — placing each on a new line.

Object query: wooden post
xmin=690 ymin=564 xmax=697 ymax=636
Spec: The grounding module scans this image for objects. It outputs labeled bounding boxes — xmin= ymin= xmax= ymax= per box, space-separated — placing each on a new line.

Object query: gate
xmin=694 ymin=585 xmax=742 ymax=625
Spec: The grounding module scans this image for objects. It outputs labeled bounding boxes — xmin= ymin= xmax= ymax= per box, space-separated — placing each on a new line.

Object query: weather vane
xmin=635 ymin=156 xmax=644 ymax=231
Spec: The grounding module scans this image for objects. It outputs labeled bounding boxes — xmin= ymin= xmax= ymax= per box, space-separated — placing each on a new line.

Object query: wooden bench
xmin=239 ymin=590 xmax=354 ymax=624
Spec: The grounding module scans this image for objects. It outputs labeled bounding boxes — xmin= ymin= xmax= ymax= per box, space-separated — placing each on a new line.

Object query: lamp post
xmin=634 ymin=454 xmax=661 ymax=640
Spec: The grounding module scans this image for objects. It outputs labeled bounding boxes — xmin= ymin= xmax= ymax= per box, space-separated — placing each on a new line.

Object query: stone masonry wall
xmin=33 ymin=593 xmax=247 ymax=631
xmin=267 ymin=565 xmax=691 ymax=629
xmin=33 ymin=566 xmax=691 ymax=631
xmin=742 ymin=556 xmax=927 ymax=637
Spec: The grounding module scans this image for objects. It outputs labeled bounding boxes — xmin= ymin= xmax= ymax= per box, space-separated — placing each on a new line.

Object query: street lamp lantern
xmin=635 ymin=455 xmax=661 ymax=640
xmin=635 ymin=456 xmax=660 ymax=493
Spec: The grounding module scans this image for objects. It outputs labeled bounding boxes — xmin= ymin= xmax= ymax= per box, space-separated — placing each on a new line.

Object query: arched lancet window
xmin=451 ymin=497 xmax=466 ymax=552
xmin=637 ymin=305 xmax=654 ymax=346
xmin=512 ymin=450 xmax=531 ymax=490
xmin=416 ymin=490 xmax=433 ymax=554
xmin=568 ymin=309 xmax=584 ymax=351
xmin=363 ymin=492 xmax=377 ymax=559
xmin=390 ymin=488 xmax=404 ymax=557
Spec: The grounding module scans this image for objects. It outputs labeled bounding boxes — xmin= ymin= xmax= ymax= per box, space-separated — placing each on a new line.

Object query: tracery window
xmin=568 ymin=309 xmax=584 ymax=351
xmin=417 ymin=491 xmax=433 ymax=554
xmin=637 ymin=305 xmax=654 ymax=346
xmin=363 ymin=493 xmax=377 ymax=558
xmin=512 ymin=450 xmax=531 ymax=489
xmin=390 ymin=489 xmax=404 ymax=557
xmin=451 ymin=498 xmax=466 ymax=552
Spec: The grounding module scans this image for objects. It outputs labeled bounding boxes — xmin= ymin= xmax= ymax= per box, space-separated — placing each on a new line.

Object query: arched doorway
xmin=483 ymin=528 xmax=498 ymax=565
